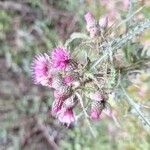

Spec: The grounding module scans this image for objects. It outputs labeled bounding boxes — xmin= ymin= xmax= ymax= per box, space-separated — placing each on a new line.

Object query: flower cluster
xmin=31 ymin=12 xmax=114 ymax=127
xmin=31 ymin=47 xmax=79 ymax=127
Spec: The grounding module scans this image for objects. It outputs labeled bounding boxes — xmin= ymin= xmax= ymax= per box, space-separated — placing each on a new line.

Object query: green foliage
xmin=142 ymin=6 xmax=150 ymax=18
xmin=111 ymin=19 xmax=150 ymax=51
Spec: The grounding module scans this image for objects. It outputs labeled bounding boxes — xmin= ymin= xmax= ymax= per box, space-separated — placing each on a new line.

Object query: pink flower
xmin=89 ymin=92 xmax=104 ymax=120
xmin=51 ymin=47 xmax=70 ymax=69
xmin=31 ymin=53 xmax=51 ymax=86
xmin=51 ymin=98 xmax=63 ymax=116
xmin=84 ymin=12 xmax=95 ymax=31
xmin=58 ymin=107 xmax=75 ymax=127
xmin=51 ymin=89 xmax=69 ymax=116
xmin=84 ymin=12 xmax=95 ymax=24
xmin=99 ymin=15 xmax=108 ymax=28
xmin=90 ymin=106 xmax=102 ymax=120
xmin=89 ymin=92 xmax=103 ymax=101
xmin=84 ymin=12 xmax=98 ymax=38
xmin=63 ymin=75 xmax=73 ymax=85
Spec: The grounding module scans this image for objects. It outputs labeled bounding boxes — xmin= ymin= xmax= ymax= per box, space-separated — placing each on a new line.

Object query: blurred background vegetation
xmin=0 ymin=0 xmax=150 ymax=149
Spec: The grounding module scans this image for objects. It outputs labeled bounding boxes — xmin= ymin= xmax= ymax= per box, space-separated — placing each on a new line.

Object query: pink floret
xmin=90 ymin=108 xmax=101 ymax=120
xmin=31 ymin=53 xmax=51 ymax=86
xmin=84 ymin=12 xmax=94 ymax=23
xmin=51 ymin=98 xmax=64 ymax=116
xmin=51 ymin=47 xmax=70 ymax=69
xmin=58 ymin=107 xmax=75 ymax=127
xmin=99 ymin=15 xmax=108 ymax=28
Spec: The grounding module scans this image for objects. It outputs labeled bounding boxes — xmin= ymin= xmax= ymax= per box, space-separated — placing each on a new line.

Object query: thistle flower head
xmin=90 ymin=98 xmax=103 ymax=120
xmin=52 ymin=88 xmax=71 ymax=116
xmin=99 ymin=15 xmax=108 ymax=28
xmin=58 ymin=107 xmax=75 ymax=127
xmin=84 ymin=12 xmax=94 ymax=23
xmin=51 ymin=47 xmax=70 ymax=69
xmin=31 ymin=53 xmax=51 ymax=86
xmin=84 ymin=12 xmax=98 ymax=37
xmin=90 ymin=108 xmax=101 ymax=120
xmin=51 ymin=98 xmax=63 ymax=116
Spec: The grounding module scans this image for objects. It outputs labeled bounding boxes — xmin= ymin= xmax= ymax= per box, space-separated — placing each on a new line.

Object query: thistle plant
xmin=31 ymin=3 xmax=150 ymax=134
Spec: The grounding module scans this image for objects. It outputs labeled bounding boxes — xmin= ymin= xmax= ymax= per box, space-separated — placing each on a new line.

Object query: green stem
xmin=121 ymin=84 xmax=150 ymax=127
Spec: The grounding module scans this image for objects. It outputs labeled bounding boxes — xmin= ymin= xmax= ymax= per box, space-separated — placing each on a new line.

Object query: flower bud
xmin=63 ymin=95 xmax=78 ymax=108
xmin=90 ymin=101 xmax=102 ymax=120
xmin=51 ymin=74 xmax=64 ymax=90
xmin=58 ymin=107 xmax=75 ymax=127
xmin=84 ymin=12 xmax=95 ymax=26
xmin=84 ymin=12 xmax=98 ymax=38
xmin=51 ymin=98 xmax=63 ymax=116
xmin=99 ymin=15 xmax=108 ymax=28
